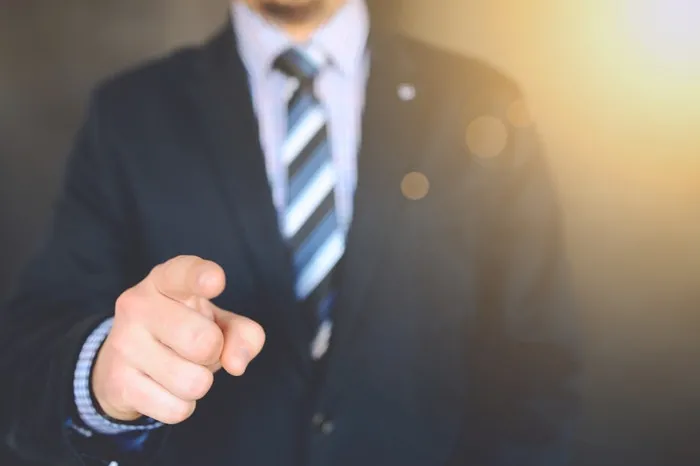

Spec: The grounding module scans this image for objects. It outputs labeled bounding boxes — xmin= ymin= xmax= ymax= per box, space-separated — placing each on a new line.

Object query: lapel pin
xmin=397 ymin=83 xmax=416 ymax=101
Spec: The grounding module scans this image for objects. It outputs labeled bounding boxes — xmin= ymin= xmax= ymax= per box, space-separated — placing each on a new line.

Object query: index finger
xmin=150 ymin=255 xmax=226 ymax=306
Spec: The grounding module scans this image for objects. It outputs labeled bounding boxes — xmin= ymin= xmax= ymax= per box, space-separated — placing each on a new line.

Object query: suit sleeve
xmin=462 ymin=96 xmax=582 ymax=466
xmin=0 ymin=91 xmax=167 ymax=465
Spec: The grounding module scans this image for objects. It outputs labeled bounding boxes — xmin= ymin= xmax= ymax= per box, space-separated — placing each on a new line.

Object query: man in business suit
xmin=0 ymin=0 xmax=580 ymax=465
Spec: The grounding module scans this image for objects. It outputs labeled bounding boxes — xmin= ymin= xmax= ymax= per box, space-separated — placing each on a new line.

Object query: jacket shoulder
xmin=399 ymin=35 xmax=540 ymax=171
xmin=89 ymin=40 xmax=209 ymax=117
xmin=400 ymin=35 xmax=522 ymax=104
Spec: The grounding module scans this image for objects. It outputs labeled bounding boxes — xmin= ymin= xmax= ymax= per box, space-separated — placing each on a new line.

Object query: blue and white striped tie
xmin=275 ymin=47 xmax=344 ymax=360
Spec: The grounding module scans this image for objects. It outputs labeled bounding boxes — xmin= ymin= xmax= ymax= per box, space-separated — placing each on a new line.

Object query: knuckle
xmin=157 ymin=260 xmax=177 ymax=285
xmin=107 ymin=325 xmax=143 ymax=361
xmin=172 ymin=254 xmax=194 ymax=264
xmin=114 ymin=290 xmax=140 ymax=320
xmin=115 ymin=286 xmax=152 ymax=322
xmin=186 ymin=325 xmax=223 ymax=364
xmin=150 ymin=262 xmax=166 ymax=279
xmin=182 ymin=368 xmax=214 ymax=400
xmin=171 ymin=255 xmax=198 ymax=273
xmin=108 ymin=332 xmax=131 ymax=358
xmin=161 ymin=400 xmax=196 ymax=425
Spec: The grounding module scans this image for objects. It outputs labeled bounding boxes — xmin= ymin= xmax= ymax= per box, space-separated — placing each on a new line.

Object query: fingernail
xmin=235 ymin=347 xmax=251 ymax=373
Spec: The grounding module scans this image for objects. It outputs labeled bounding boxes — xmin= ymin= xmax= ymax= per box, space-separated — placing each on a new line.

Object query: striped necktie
xmin=275 ymin=47 xmax=344 ymax=360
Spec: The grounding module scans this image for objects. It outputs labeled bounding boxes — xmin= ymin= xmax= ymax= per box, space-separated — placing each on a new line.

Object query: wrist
xmin=90 ymin=346 xmax=142 ymax=423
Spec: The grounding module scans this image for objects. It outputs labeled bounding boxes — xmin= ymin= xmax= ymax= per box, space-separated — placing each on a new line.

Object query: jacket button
xmin=312 ymin=413 xmax=334 ymax=435
xmin=320 ymin=420 xmax=334 ymax=435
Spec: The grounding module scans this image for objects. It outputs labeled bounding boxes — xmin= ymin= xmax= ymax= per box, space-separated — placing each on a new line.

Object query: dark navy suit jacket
xmin=0 ymin=21 xmax=581 ymax=466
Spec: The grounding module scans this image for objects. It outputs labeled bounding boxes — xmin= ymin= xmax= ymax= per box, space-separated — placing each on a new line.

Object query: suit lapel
xmin=330 ymin=32 xmax=426 ymax=358
xmin=192 ymin=25 xmax=426 ymax=372
xmin=196 ymin=25 xmax=313 ymax=368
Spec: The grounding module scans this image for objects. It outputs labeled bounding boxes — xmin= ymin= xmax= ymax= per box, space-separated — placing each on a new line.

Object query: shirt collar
xmin=231 ymin=0 xmax=369 ymax=80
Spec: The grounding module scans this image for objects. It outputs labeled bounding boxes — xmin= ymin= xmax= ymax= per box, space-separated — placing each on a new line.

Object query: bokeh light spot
xmin=507 ymin=99 xmax=533 ymax=128
xmin=465 ymin=116 xmax=509 ymax=158
xmin=397 ymin=83 xmax=417 ymax=101
xmin=401 ymin=172 xmax=430 ymax=201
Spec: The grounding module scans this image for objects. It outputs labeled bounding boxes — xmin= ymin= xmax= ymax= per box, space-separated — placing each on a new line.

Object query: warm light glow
xmin=558 ymin=0 xmax=700 ymax=153
xmin=406 ymin=0 xmax=700 ymax=162
xmin=465 ymin=116 xmax=508 ymax=159
xmin=627 ymin=0 xmax=700 ymax=69
xmin=507 ymin=99 xmax=534 ymax=129
xmin=401 ymin=172 xmax=430 ymax=201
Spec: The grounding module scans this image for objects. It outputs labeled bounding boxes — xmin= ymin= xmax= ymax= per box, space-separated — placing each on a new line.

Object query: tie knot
xmin=274 ymin=47 xmax=323 ymax=83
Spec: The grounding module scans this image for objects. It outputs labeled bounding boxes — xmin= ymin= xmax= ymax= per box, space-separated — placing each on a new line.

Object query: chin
xmin=258 ymin=0 xmax=326 ymax=24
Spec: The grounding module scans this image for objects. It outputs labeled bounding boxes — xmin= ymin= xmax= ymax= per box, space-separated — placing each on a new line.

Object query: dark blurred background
xmin=1 ymin=1 xmax=699 ymax=465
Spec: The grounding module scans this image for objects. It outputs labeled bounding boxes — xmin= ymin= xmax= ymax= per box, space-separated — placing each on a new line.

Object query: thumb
xmin=213 ymin=307 xmax=266 ymax=376
xmin=151 ymin=256 xmax=226 ymax=308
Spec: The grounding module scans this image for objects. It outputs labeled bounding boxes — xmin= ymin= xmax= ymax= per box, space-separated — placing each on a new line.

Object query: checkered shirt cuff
xmin=73 ymin=317 xmax=163 ymax=435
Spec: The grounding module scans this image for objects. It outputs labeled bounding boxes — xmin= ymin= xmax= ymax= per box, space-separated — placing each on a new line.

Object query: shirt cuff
xmin=73 ymin=317 xmax=163 ymax=435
